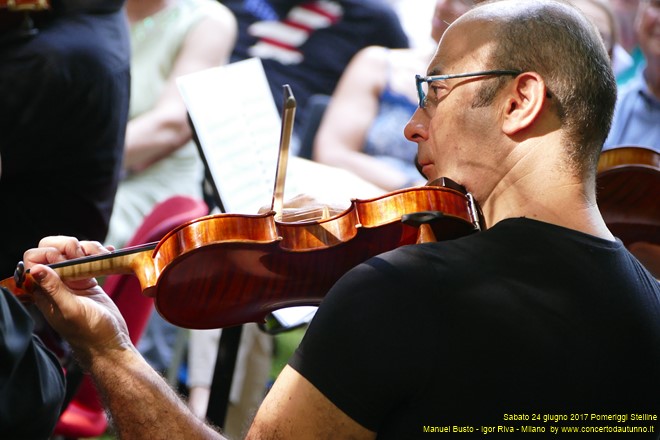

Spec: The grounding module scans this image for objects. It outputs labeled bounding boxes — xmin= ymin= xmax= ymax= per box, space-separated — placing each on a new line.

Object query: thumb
xmin=29 ymin=264 xmax=61 ymax=296
xmin=28 ymin=264 xmax=71 ymax=317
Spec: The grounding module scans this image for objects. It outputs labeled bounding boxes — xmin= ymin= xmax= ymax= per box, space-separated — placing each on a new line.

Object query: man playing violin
xmin=16 ymin=0 xmax=660 ymax=438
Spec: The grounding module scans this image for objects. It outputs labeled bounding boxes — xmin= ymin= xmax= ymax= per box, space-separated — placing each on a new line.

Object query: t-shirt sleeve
xmin=0 ymin=288 xmax=65 ymax=438
xmin=288 ymin=249 xmax=433 ymax=431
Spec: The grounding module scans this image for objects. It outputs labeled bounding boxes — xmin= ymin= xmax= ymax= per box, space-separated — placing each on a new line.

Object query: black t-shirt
xmin=0 ymin=5 xmax=130 ymax=277
xmin=222 ymin=0 xmax=409 ymax=136
xmin=290 ymin=218 xmax=660 ymax=438
xmin=0 ymin=287 xmax=65 ymax=438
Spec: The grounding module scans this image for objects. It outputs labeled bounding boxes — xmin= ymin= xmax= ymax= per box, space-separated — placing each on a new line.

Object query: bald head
xmin=447 ymin=0 xmax=616 ymax=177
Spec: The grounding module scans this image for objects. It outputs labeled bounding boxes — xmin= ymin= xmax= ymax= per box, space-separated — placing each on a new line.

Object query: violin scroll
xmin=0 ymin=261 xmax=34 ymax=303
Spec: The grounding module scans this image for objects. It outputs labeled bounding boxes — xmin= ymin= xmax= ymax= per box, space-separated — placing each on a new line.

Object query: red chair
xmin=53 ymin=195 xmax=208 ymax=439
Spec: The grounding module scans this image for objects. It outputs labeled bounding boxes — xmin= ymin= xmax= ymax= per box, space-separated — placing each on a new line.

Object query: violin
xmin=1 ymin=179 xmax=483 ymax=329
xmin=596 ymin=145 xmax=660 ymax=247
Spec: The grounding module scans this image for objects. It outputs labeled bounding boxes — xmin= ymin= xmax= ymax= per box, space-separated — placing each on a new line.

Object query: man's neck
xmin=478 ymin=143 xmax=615 ymax=241
xmin=483 ymin=184 xmax=614 ymax=240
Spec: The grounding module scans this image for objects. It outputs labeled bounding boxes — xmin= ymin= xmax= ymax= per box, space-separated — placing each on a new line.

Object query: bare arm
xmin=124 ymin=7 xmax=237 ymax=171
xmin=247 ymin=365 xmax=376 ymax=440
xmin=86 ymin=348 xmax=223 ymax=439
xmin=24 ymin=237 xmax=226 ymax=440
xmin=23 ymin=236 xmax=373 ymax=440
xmin=313 ymin=47 xmax=416 ymax=191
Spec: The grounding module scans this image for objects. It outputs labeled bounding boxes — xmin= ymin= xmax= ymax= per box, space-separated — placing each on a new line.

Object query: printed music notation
xmin=177 ymin=57 xmax=382 ymax=215
xmin=177 ymin=57 xmax=281 ymax=214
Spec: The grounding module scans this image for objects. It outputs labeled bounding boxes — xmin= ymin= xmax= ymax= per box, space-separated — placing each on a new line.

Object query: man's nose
xmin=404 ymin=108 xmax=429 ymax=143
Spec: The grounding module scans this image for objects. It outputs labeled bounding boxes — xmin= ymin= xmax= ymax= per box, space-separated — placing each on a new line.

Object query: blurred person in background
xmin=106 ymin=0 xmax=237 ymax=390
xmin=0 ymin=0 xmax=130 ymax=436
xmin=313 ymin=0 xmax=478 ymax=192
xmin=609 ymin=0 xmax=646 ymax=83
xmin=219 ymin=0 xmax=409 ymax=152
xmin=0 ymin=0 xmax=130 ymax=278
xmin=604 ymin=0 xmax=660 ymax=151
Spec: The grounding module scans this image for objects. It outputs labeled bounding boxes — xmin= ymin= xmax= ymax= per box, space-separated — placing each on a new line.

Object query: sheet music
xmin=177 ymin=58 xmax=281 ymax=214
xmin=178 ymin=57 xmax=384 ymax=214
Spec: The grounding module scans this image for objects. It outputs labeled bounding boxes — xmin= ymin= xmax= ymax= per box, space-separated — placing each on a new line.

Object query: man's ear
xmin=501 ymin=72 xmax=548 ymax=136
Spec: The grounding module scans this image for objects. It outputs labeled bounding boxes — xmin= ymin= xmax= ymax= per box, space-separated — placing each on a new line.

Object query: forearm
xmin=24 ymin=243 xmax=227 ymax=439
xmin=122 ymin=11 xmax=235 ymax=173
xmin=123 ymin=109 xmax=192 ymax=171
xmin=84 ymin=344 xmax=225 ymax=440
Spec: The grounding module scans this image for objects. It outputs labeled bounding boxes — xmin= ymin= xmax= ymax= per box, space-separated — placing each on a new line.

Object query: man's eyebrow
xmin=427 ymin=66 xmax=445 ymax=76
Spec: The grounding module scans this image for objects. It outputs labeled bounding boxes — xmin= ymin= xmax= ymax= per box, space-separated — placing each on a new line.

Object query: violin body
xmin=596 ymin=146 xmax=660 ymax=247
xmin=149 ymin=184 xmax=480 ymax=328
xmin=2 ymin=183 xmax=481 ymax=329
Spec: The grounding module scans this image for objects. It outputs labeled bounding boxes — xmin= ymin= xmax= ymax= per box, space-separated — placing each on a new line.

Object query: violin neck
xmin=48 ymin=242 xmax=158 ymax=280
xmin=0 ymin=242 xmax=159 ymax=303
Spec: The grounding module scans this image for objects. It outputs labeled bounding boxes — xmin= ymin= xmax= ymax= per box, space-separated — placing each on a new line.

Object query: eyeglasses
xmin=415 ymin=70 xmax=521 ymax=108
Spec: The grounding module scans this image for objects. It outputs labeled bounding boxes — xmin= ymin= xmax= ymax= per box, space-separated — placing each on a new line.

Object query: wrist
xmin=73 ymin=337 xmax=137 ymax=373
